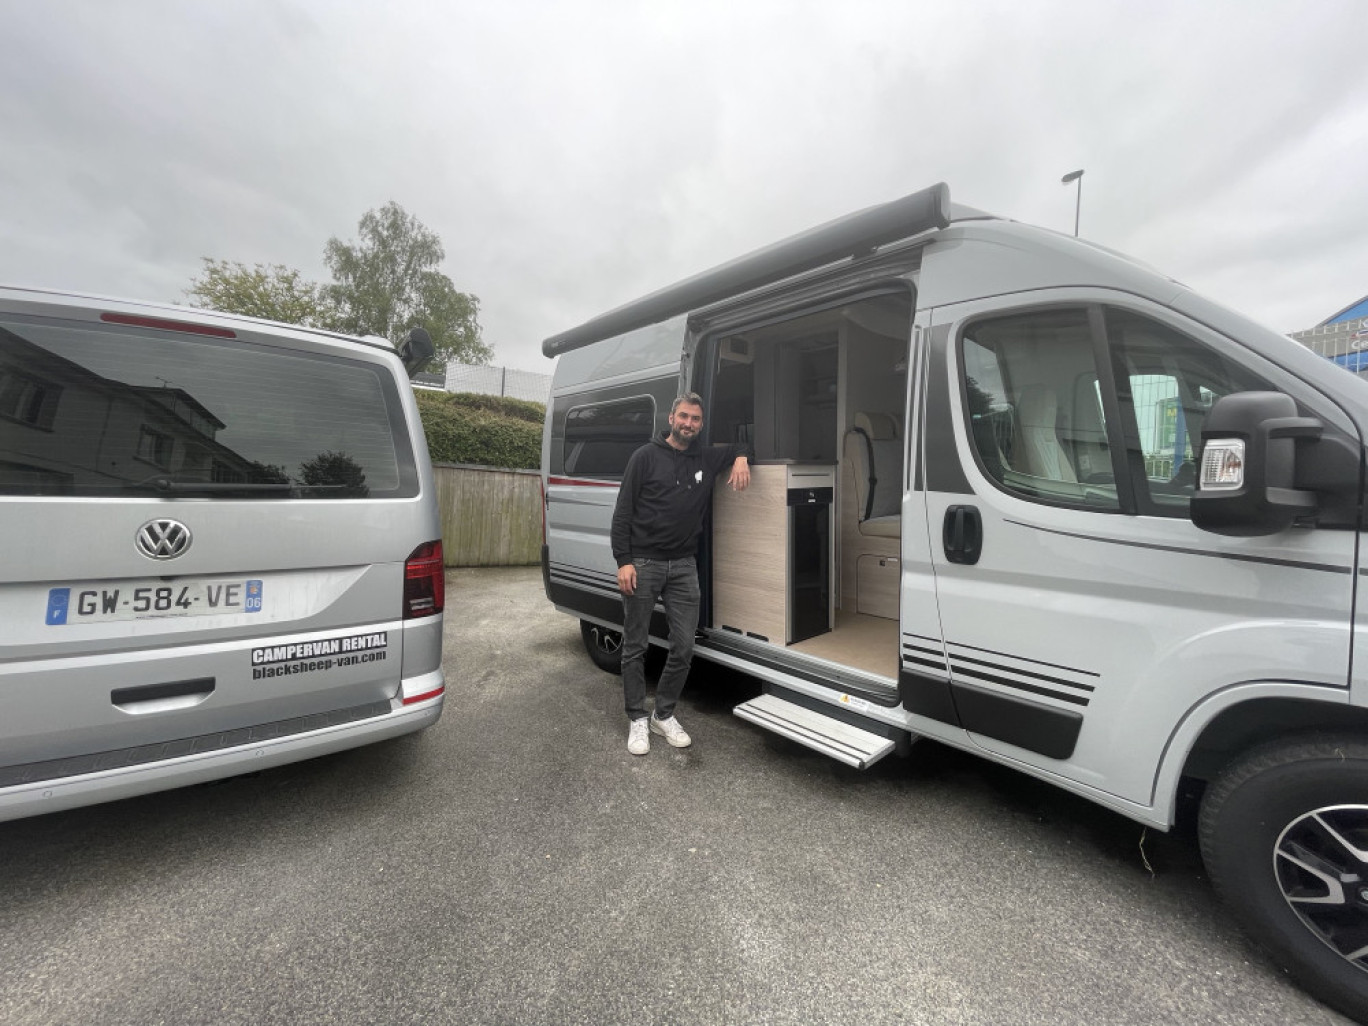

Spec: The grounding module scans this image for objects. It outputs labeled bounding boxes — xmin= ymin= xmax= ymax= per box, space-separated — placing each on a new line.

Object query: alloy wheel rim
xmin=591 ymin=626 xmax=622 ymax=654
xmin=1274 ymin=804 xmax=1368 ymax=971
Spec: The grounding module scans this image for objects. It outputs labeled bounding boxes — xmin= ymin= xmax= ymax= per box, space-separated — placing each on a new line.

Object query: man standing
xmin=611 ymin=392 xmax=751 ymax=755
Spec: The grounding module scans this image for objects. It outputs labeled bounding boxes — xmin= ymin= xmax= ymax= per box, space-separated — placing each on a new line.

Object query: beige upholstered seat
xmin=845 ymin=412 xmax=901 ymax=538
xmin=1015 ymin=385 xmax=1076 ymax=483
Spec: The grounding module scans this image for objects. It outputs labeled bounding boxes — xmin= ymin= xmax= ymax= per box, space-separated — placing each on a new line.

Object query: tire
xmin=580 ymin=620 xmax=623 ymax=674
xmin=1199 ymin=735 xmax=1368 ymax=1022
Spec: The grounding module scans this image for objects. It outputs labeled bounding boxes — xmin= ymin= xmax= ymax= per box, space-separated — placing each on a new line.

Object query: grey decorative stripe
xmin=1003 ymin=519 xmax=1353 ymax=575
xmin=948 ymin=650 xmax=1096 ymax=693
xmin=941 ymin=637 xmax=1100 ymax=677
xmin=549 ymin=564 xmax=619 ymax=594
xmin=944 ymin=642 xmax=1097 ymax=707
xmin=948 ymin=663 xmax=1091 ymax=707
xmin=901 ymin=638 xmax=949 ymax=675
xmin=0 ymin=700 xmax=392 ymax=789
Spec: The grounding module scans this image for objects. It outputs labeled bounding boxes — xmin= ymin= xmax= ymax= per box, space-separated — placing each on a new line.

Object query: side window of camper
xmin=1105 ymin=308 xmax=1273 ymax=516
xmin=562 ymin=397 xmax=655 ymax=478
xmin=960 ymin=308 xmax=1121 ymax=510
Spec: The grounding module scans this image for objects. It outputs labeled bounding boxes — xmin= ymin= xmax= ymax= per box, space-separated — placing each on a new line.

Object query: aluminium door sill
xmin=733 ymin=693 xmax=896 ymax=769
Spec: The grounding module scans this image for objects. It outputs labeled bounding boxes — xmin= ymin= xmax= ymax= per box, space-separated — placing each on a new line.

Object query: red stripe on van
xmin=402 ymin=686 xmax=445 ymax=706
xmin=547 ymin=476 xmax=619 ymax=487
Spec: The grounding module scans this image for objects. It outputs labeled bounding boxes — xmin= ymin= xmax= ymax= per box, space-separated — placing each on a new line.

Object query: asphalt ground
xmin=0 ymin=566 xmax=1355 ymax=1025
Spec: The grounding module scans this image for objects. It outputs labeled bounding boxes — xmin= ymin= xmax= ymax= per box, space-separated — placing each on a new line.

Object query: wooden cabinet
xmin=712 ymin=463 xmax=833 ymax=644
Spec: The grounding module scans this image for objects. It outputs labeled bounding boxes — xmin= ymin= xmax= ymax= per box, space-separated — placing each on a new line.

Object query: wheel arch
xmin=1152 ymin=684 xmax=1364 ymax=825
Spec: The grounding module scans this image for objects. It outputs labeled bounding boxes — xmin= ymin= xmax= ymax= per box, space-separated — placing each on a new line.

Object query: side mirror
xmin=399 ymin=327 xmax=435 ymax=377
xmin=1190 ymin=391 xmax=1321 ymax=536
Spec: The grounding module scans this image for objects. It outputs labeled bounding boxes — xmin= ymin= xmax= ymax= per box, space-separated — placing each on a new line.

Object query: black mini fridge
xmin=787 ymin=485 xmax=832 ymax=643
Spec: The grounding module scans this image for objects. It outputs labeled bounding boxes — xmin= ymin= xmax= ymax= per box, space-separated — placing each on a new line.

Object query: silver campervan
xmin=540 ymin=184 xmax=1368 ymax=1020
xmin=0 ymin=287 xmax=446 ymax=821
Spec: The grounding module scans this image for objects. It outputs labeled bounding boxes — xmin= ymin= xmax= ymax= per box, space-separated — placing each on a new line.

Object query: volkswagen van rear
xmin=0 ymin=287 xmax=445 ymax=821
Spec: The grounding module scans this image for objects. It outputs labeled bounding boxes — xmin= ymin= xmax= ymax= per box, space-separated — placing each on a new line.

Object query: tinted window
xmin=1106 ymin=308 xmax=1272 ymax=516
xmin=562 ymin=397 xmax=654 ymax=477
xmin=0 ymin=316 xmax=418 ymax=499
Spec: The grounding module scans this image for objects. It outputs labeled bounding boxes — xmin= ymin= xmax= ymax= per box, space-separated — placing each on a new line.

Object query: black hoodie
xmin=611 ymin=431 xmax=751 ymax=566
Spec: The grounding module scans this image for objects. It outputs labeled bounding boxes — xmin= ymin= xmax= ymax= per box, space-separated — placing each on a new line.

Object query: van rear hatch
xmin=0 ymin=303 xmax=443 ymax=778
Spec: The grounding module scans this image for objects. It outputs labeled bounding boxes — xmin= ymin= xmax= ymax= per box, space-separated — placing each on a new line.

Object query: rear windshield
xmin=0 ymin=314 xmax=419 ymax=499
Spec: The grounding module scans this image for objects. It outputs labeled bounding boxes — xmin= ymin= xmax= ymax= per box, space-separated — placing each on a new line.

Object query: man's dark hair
xmin=671 ymin=392 xmax=704 ymax=415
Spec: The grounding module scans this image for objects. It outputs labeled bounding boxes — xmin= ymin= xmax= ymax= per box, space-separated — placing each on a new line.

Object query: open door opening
xmin=702 ymin=291 xmax=912 ymax=686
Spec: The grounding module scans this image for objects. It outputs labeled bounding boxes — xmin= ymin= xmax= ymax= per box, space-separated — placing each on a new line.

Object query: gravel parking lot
xmin=0 ymin=566 xmax=1354 ymax=1025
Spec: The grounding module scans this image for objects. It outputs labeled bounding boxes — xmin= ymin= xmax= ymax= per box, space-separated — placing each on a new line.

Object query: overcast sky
xmin=3 ymin=0 xmax=1365 ymax=372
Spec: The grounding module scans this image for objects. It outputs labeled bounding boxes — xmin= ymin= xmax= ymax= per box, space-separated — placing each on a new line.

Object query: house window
xmin=136 ymin=426 xmax=174 ymax=469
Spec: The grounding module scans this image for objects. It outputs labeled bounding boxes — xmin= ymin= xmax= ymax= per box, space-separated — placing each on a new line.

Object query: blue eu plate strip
xmin=46 ymin=588 xmax=71 ymax=625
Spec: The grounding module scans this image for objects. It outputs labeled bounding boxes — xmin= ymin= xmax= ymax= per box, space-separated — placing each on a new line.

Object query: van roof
xmin=0 ymin=283 xmax=394 ymax=355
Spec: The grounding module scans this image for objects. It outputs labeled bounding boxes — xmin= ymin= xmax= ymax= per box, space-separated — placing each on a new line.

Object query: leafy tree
xmin=185 ymin=260 xmax=336 ymax=328
xmin=183 ymin=204 xmax=490 ymax=371
xmin=324 ymin=202 xmax=492 ymax=369
xmin=299 ymin=450 xmax=369 ymax=497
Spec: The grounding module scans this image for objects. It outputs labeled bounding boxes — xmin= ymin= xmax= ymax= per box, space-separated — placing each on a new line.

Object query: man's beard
xmin=670 ymin=425 xmax=696 ymax=446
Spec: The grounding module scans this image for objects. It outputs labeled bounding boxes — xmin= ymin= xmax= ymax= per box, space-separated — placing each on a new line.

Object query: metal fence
xmin=433 ymin=463 xmax=542 ymax=567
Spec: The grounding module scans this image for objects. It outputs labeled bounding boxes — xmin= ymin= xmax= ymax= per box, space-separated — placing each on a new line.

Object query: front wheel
xmin=1199 ymin=736 xmax=1368 ymax=1022
xmin=580 ymin=620 xmax=623 ymax=674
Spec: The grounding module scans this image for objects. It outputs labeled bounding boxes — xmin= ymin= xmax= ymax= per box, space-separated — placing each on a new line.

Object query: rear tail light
xmin=404 ymin=540 xmax=445 ymax=618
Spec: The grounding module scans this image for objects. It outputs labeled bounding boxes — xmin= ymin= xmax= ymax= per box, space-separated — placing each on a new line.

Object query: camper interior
xmin=702 ymin=292 xmax=911 ymax=686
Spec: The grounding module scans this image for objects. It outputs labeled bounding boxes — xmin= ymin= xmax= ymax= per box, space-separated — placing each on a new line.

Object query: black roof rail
xmin=542 ymin=182 xmax=951 ymax=357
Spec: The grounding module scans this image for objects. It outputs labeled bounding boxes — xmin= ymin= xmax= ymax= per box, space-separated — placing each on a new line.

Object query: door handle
xmin=943 ymin=505 xmax=983 ymax=565
xmin=112 ymin=677 xmax=215 ymax=715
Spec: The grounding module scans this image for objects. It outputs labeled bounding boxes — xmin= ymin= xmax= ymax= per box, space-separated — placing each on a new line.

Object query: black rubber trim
xmin=111 ymin=677 xmax=215 ymax=706
xmin=541 ymin=544 xmax=552 ymax=601
xmin=547 ymin=580 xmax=668 ymax=640
xmin=899 ymin=669 xmax=960 ymax=725
xmin=911 ymin=335 xmax=926 ymax=493
xmin=767 ymin=685 xmax=911 ymax=742
xmin=0 ymin=699 xmax=394 ymax=789
xmin=923 ymin=323 xmax=972 ymax=495
xmin=952 ymin=683 xmax=1083 ymax=760
xmin=698 ymin=633 xmax=901 ymax=707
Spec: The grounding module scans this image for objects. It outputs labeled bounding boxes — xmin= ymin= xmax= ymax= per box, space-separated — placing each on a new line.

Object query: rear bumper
xmin=0 ymin=689 xmax=443 ymax=824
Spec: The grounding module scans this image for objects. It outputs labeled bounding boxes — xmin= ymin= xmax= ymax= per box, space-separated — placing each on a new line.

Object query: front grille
xmin=0 ymin=700 xmax=392 ymax=788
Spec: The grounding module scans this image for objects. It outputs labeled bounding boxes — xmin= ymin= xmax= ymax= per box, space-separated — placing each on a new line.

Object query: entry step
xmin=733 ymin=693 xmax=897 ymax=769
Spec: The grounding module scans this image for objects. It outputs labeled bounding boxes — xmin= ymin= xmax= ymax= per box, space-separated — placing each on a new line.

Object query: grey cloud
xmin=2 ymin=0 xmax=1365 ymax=374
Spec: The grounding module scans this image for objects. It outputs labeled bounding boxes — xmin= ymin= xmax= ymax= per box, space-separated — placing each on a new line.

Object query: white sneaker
xmin=650 ymin=714 xmax=692 ymax=748
xmin=628 ymin=717 xmax=650 ymax=756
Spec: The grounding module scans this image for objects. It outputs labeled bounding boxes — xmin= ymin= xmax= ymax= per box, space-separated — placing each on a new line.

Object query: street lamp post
xmin=1061 ymin=169 xmax=1084 ymax=237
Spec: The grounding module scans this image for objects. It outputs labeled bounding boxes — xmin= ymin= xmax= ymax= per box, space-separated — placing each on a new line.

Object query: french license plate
xmin=46 ymin=578 xmax=264 ymax=625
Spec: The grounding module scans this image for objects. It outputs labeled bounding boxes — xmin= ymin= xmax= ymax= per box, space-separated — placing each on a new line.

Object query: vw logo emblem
xmin=135 ymin=519 xmax=192 ymax=560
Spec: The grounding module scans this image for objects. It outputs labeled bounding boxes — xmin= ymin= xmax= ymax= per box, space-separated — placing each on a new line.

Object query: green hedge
xmin=415 ymin=390 xmax=544 ymax=470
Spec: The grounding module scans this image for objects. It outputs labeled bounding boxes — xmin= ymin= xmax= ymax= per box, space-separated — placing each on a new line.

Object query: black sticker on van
xmin=250 ymin=631 xmax=389 ymax=679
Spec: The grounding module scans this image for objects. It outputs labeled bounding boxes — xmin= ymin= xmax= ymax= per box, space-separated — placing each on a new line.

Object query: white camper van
xmin=540 ymin=184 xmax=1368 ymax=1019
xmin=0 ymin=287 xmax=446 ymax=822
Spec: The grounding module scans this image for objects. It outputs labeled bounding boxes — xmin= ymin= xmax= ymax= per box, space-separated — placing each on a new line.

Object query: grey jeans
xmin=621 ymin=556 xmax=700 ymax=722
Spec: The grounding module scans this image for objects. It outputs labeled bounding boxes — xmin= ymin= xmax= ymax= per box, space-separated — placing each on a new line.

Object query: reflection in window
xmin=136 ymin=426 xmax=174 ymax=469
xmin=1106 ymin=309 xmax=1271 ymax=514
xmin=563 ymin=397 xmax=655 ymax=478
xmin=0 ymin=319 xmax=416 ymax=499
xmin=0 ymin=369 xmax=60 ymax=429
